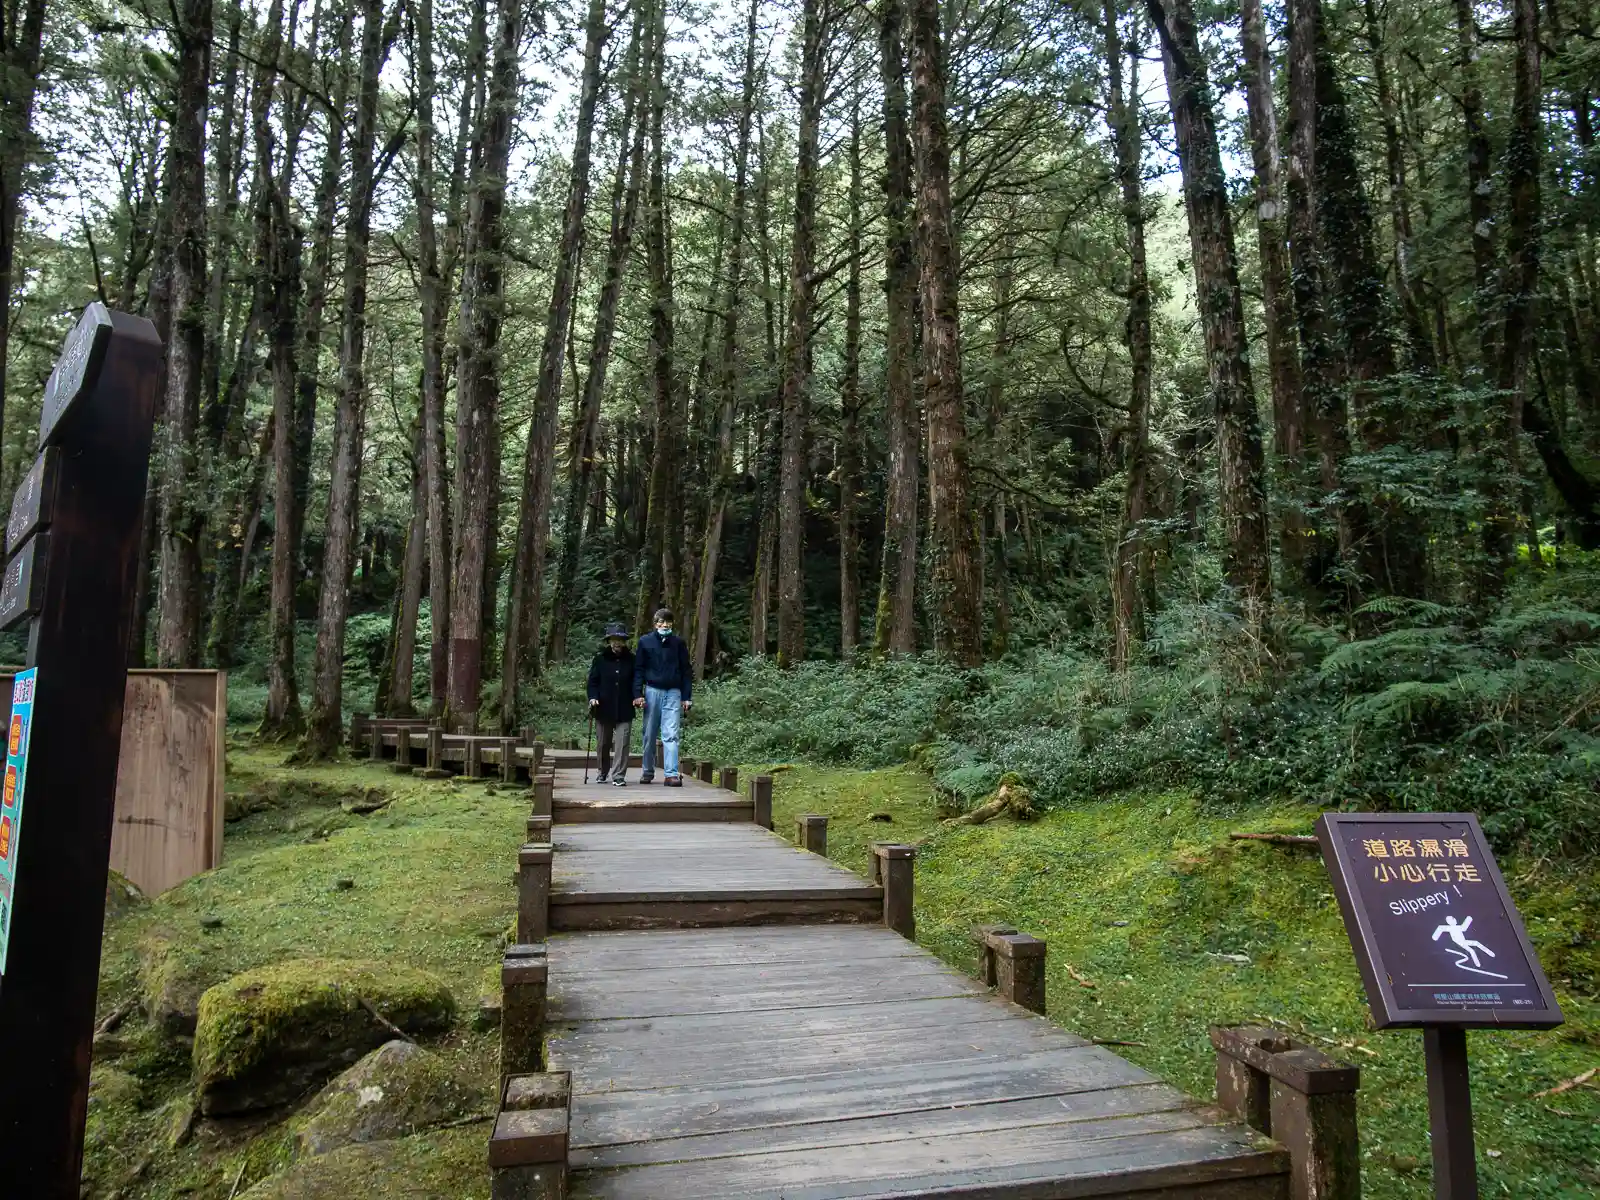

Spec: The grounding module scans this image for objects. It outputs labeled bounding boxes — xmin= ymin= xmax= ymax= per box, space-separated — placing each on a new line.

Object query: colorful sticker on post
xmin=0 ymin=667 xmax=36 ymax=973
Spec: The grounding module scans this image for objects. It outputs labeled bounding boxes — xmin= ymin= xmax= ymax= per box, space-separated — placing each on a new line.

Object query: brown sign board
xmin=1316 ymin=812 xmax=1562 ymax=1030
xmin=37 ymin=303 xmax=115 ymax=449
xmin=0 ymin=533 xmax=47 ymax=632
xmin=6 ymin=448 xmax=59 ymax=557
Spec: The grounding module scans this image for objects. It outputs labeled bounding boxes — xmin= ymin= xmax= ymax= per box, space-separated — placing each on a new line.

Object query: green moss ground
xmin=89 ymin=747 xmax=516 ymax=1199
xmin=757 ymin=761 xmax=1600 ymax=1199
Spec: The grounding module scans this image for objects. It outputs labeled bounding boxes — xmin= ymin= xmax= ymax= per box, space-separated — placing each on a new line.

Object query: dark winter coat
xmin=632 ymin=630 xmax=693 ymax=701
xmin=587 ymin=647 xmax=637 ymax=725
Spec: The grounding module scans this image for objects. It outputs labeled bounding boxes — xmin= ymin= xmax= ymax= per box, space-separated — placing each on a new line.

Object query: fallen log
xmin=1229 ymin=832 xmax=1320 ymax=848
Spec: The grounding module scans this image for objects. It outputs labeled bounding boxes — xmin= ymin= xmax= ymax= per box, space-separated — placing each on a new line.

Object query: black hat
xmin=603 ymin=621 xmax=628 ymax=639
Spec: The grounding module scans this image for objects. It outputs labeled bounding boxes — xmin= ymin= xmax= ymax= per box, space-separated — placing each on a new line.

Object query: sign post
xmin=0 ymin=304 xmax=162 ymax=1196
xmin=1316 ymin=812 xmax=1563 ymax=1200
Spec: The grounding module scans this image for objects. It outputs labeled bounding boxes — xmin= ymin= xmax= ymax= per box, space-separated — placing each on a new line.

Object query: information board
xmin=1316 ymin=812 xmax=1562 ymax=1029
xmin=0 ymin=668 xmax=37 ymax=973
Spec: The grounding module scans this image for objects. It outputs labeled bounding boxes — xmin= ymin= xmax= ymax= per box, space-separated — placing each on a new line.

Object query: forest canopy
xmin=1 ymin=0 xmax=1599 ymax=840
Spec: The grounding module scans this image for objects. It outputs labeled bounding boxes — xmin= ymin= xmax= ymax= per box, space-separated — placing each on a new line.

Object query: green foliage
xmin=695 ymin=575 xmax=1600 ymax=856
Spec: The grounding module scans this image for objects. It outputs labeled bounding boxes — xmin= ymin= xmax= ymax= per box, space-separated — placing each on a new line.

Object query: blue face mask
xmin=657 ymin=626 xmax=672 ymax=637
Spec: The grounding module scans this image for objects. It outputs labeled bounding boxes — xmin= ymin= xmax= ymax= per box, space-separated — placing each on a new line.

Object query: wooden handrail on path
xmin=476 ymin=753 xmax=1352 ymax=1199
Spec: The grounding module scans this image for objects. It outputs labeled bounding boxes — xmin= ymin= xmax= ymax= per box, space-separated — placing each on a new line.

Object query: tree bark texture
xmin=1148 ymin=0 xmax=1272 ymax=617
xmin=0 ymin=0 xmax=46 ymax=458
xmin=548 ymin=0 xmax=649 ymax=664
xmin=909 ymin=0 xmax=981 ymax=664
xmin=1106 ymin=0 xmax=1151 ymax=671
xmin=155 ymin=0 xmax=214 ymax=669
xmin=775 ymin=0 xmax=829 ymax=668
xmin=306 ymin=0 xmax=396 ymax=756
xmin=873 ymin=0 xmax=919 ymax=657
xmin=500 ymin=0 xmax=612 ymax=721
xmin=838 ymin=91 xmax=864 ymax=661
xmin=449 ymin=0 xmax=521 ymax=723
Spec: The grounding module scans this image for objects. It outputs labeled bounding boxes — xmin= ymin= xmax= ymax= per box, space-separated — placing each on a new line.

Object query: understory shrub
xmin=693 ymin=581 xmax=1600 ymax=858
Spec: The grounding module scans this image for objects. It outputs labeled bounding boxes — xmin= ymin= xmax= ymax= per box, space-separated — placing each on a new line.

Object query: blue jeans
xmin=639 ymin=686 xmax=681 ymax=778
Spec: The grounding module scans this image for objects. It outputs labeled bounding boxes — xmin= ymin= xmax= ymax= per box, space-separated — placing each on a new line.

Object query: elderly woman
xmin=586 ymin=622 xmax=636 ymax=785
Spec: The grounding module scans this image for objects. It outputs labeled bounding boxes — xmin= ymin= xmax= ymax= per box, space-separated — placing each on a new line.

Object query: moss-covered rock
xmin=105 ymin=870 xmax=147 ymax=921
xmin=238 ymin=1128 xmax=489 ymax=1199
xmin=140 ymin=930 xmax=215 ymax=1037
xmin=294 ymin=1040 xmax=483 ymax=1157
xmin=194 ymin=958 xmax=455 ymax=1116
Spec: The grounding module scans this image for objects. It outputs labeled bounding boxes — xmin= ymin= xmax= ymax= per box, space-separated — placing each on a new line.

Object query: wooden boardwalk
xmin=521 ymin=763 xmax=1292 ymax=1199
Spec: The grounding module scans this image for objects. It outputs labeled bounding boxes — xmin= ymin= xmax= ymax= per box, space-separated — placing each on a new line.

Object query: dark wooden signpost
xmin=1317 ymin=812 xmax=1563 ymax=1200
xmin=0 ymin=304 xmax=163 ymax=1196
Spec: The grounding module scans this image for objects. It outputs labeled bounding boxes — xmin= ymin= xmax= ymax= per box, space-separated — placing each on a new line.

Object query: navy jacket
xmin=633 ymin=630 xmax=693 ymax=701
xmin=587 ymin=647 xmax=636 ymax=725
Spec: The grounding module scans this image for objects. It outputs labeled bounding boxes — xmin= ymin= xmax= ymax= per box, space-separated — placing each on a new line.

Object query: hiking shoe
xmin=664 ymin=775 xmax=683 ymax=787
xmin=611 ymin=776 xmax=627 ymax=787
xmin=638 ymin=775 xmax=654 ymax=785
xmin=594 ymin=772 xmax=609 ymax=784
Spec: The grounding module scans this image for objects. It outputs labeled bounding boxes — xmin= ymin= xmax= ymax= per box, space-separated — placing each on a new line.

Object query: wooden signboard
xmin=0 ymin=303 xmax=163 ymax=1195
xmin=1317 ymin=812 xmax=1562 ymax=1200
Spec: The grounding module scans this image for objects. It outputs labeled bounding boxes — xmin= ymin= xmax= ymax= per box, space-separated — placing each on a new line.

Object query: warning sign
xmin=0 ymin=668 xmax=36 ymax=972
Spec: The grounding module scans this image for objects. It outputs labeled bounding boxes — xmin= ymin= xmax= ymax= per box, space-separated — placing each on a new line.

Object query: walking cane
xmin=584 ymin=711 xmax=595 ymax=784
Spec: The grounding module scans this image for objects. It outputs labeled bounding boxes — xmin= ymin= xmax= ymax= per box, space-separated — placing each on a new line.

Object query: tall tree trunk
xmin=387 ymin=428 xmax=427 ymax=714
xmin=305 ymin=0 xmax=397 ymax=756
xmin=413 ymin=0 xmax=484 ymax=716
xmin=634 ymin=0 xmax=679 ymax=638
xmin=549 ymin=2 xmax=650 ymax=662
xmin=269 ymin=6 xmax=350 ymax=735
xmin=0 ymin=0 xmax=47 ymax=456
xmin=1239 ymin=0 xmax=1308 ymax=581
xmin=873 ymin=0 xmax=919 ymax=656
xmin=500 ymin=0 xmax=612 ymax=723
xmin=1484 ymin=0 xmax=1542 ymax=587
xmin=908 ymin=0 xmax=980 ymax=664
xmin=1147 ymin=0 xmax=1272 ymax=617
xmin=448 ymin=0 xmax=521 ymax=725
xmin=1361 ymin=0 xmax=1430 ymax=368
xmin=1454 ymin=0 xmax=1496 ymax=365
xmin=775 ymin=0 xmax=828 ymax=667
xmin=1302 ymin=0 xmax=1422 ymax=598
xmin=838 ymin=91 xmax=864 ymax=661
xmin=156 ymin=0 xmax=214 ymax=669
xmin=1285 ymin=0 xmax=1359 ymax=598
xmin=263 ymin=206 xmax=304 ymax=737
xmin=1106 ymin=0 xmax=1151 ymax=671
xmin=202 ymin=6 xmax=245 ymax=435
xmin=691 ymin=0 xmax=759 ymax=678
xmin=208 ymin=0 xmax=290 ymax=669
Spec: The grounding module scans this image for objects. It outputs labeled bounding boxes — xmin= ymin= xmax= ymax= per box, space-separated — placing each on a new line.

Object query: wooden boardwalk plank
xmin=571 ymin=1120 xmax=1285 ymax=1199
xmin=573 ymin=1092 xmax=1213 ymax=1168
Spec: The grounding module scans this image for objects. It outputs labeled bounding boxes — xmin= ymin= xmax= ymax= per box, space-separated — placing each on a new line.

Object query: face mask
xmin=657 ymin=626 xmax=672 ymax=637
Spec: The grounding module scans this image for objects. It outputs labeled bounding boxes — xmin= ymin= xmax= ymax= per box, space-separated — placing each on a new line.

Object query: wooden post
xmin=500 ymin=737 xmax=518 ymax=783
xmin=369 ymin=723 xmax=383 ymax=761
xmin=1424 ymin=1027 xmax=1475 ymax=1200
xmin=394 ymin=726 xmax=413 ymax=773
xmin=526 ymin=815 xmax=552 ymax=844
xmin=696 ymin=760 xmax=714 ymax=783
xmin=422 ymin=721 xmax=447 ymax=778
xmin=532 ymin=771 xmax=554 ymax=818
xmin=796 ymin=813 xmax=828 ymax=856
xmin=990 ymin=932 xmax=1047 ymax=1014
xmin=517 ymin=844 xmax=552 ymax=942
xmin=871 ymin=842 xmax=916 ymax=940
xmin=749 ymin=774 xmax=773 ymax=830
xmin=0 ymin=304 xmax=163 ymax=1192
xmin=465 ymin=737 xmax=483 ymax=779
xmin=500 ymin=945 xmax=547 ymax=1078
xmin=491 ymin=1071 xmax=570 ymax=1200
xmin=1211 ymin=1025 xmax=1361 ymax=1200
xmin=520 ymin=726 xmax=534 ymax=746
xmin=350 ymin=712 xmax=369 ymax=751
xmin=531 ymin=740 xmax=545 ymax=771
xmin=720 ymin=765 xmax=738 ymax=792
xmin=972 ymin=923 xmax=1019 ymax=988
